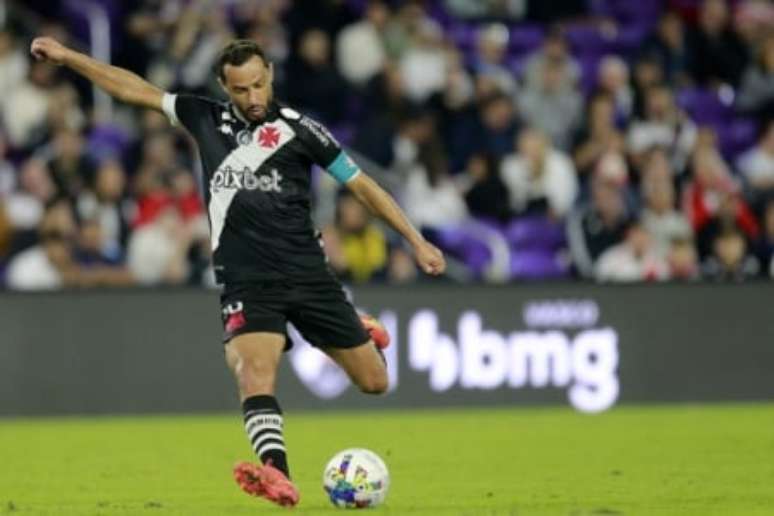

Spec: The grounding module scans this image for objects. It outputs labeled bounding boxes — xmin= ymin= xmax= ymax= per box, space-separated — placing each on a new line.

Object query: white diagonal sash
xmin=209 ymin=119 xmax=295 ymax=251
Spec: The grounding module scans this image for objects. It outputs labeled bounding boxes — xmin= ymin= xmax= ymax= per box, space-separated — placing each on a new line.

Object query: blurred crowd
xmin=1 ymin=0 xmax=774 ymax=289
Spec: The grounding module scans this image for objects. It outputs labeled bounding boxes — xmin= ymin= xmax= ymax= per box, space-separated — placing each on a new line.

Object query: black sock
xmin=242 ymin=395 xmax=290 ymax=478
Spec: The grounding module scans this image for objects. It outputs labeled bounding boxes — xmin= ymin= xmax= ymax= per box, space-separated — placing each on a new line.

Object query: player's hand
xmin=413 ymin=240 xmax=446 ymax=276
xmin=30 ymin=37 xmax=71 ymax=65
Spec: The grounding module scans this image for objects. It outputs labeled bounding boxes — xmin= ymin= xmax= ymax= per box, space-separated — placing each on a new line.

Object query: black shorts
xmin=219 ymin=274 xmax=370 ymax=350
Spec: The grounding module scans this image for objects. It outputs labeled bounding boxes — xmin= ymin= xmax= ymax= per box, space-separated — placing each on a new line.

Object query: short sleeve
xmin=162 ymin=93 xmax=212 ymax=134
xmin=294 ymin=114 xmax=360 ymax=183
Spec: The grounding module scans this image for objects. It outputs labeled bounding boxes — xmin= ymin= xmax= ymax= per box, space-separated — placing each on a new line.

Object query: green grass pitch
xmin=1 ymin=404 xmax=772 ymax=515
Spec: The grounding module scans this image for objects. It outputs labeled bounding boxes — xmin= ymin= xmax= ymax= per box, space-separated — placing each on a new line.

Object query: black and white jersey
xmin=162 ymin=93 xmax=360 ymax=284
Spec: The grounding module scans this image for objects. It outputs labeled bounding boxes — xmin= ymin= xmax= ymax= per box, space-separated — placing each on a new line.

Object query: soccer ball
xmin=322 ymin=448 xmax=390 ymax=508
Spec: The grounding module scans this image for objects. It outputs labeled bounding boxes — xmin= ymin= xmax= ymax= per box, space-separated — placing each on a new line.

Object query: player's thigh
xmin=225 ymin=332 xmax=286 ymax=371
xmin=225 ymin=332 xmax=286 ymax=396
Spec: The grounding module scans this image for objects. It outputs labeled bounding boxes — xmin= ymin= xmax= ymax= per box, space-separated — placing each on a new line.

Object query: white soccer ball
xmin=322 ymin=448 xmax=390 ymax=508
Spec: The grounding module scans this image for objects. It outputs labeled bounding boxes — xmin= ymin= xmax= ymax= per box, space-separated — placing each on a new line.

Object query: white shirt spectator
xmin=737 ymin=142 xmax=774 ymax=188
xmin=403 ymin=167 xmax=468 ymax=228
xmin=628 ymin=118 xmax=697 ymax=172
xmin=6 ymin=246 xmax=62 ymax=290
xmin=2 ymin=82 xmax=50 ymax=148
xmin=500 ymin=149 xmax=578 ymax=218
xmin=337 ymin=20 xmax=386 ymax=86
xmin=595 ymin=242 xmax=669 ymax=282
xmin=127 ymin=213 xmax=189 ymax=285
xmin=0 ymin=46 xmax=27 ymax=105
xmin=641 ymin=208 xmax=692 ymax=256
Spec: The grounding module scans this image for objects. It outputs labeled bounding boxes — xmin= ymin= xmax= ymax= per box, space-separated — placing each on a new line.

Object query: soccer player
xmin=30 ymin=37 xmax=446 ymax=507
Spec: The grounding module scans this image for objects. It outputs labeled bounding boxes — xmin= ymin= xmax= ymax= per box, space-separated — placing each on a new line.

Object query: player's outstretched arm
xmin=30 ymin=37 xmax=164 ymax=111
xmin=347 ymin=172 xmax=446 ymax=276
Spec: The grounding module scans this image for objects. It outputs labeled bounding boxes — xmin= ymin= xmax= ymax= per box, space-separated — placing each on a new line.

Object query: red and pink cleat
xmin=233 ymin=461 xmax=300 ymax=508
xmin=359 ymin=313 xmax=390 ymax=350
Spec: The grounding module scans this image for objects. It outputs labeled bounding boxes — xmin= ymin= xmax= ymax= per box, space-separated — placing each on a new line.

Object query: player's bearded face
xmin=221 ymin=56 xmax=274 ymax=122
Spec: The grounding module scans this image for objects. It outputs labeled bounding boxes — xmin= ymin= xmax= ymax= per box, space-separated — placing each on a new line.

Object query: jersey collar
xmin=229 ymin=101 xmax=279 ymax=126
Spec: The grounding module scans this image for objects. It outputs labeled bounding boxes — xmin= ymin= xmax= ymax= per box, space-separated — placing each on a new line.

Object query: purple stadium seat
xmin=505 ymin=216 xmax=566 ymax=252
xmin=87 ymin=124 xmax=130 ymax=162
xmin=510 ymin=250 xmax=570 ymax=279
xmin=508 ymin=25 xmax=544 ymax=53
xmin=677 ymin=87 xmax=735 ymax=125
xmin=718 ymin=118 xmax=758 ymax=162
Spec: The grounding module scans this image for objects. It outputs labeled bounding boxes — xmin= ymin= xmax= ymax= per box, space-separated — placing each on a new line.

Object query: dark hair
xmin=214 ymin=39 xmax=269 ymax=81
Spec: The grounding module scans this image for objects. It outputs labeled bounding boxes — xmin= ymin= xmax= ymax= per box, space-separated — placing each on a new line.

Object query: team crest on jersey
xmin=257 ymin=125 xmax=281 ymax=148
xmin=211 ymin=166 xmax=283 ymax=193
xmin=237 ymin=129 xmax=252 ymax=146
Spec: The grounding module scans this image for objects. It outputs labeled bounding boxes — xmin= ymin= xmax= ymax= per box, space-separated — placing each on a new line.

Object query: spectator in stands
xmin=241 ymin=2 xmax=290 ymax=86
xmin=2 ymin=60 xmax=56 ymax=149
xmin=172 ymin=5 xmax=234 ymax=92
xmin=736 ymin=35 xmax=774 ymax=118
xmin=0 ymin=132 xmax=15 ymax=197
xmin=518 ymin=55 xmax=583 ymax=150
xmin=472 ymin=23 xmax=517 ymax=96
xmin=567 ymin=173 xmax=632 ymax=277
xmin=500 ymin=129 xmax=578 ymax=219
xmin=4 ymin=158 xmax=56 ymax=241
xmin=595 ymin=220 xmax=668 ymax=282
xmin=686 ymin=0 xmax=748 ymax=87
xmin=440 ymin=45 xmax=475 ymax=112
xmin=460 ymin=153 xmax=511 ymax=222
xmin=444 ymin=0 xmax=526 ymax=19
xmin=403 ymin=148 xmax=468 ymax=229
xmin=447 ymin=92 xmax=519 ymax=173
xmin=734 ymin=0 xmax=774 ymax=50
xmin=667 ymin=237 xmax=701 ymax=280
xmin=322 ymin=190 xmax=388 ymax=283
xmin=0 ymin=29 xmax=28 ymax=105
xmin=737 ymin=120 xmax=774 ymax=207
xmin=523 ymin=27 xmax=580 ymax=91
xmin=702 ymin=227 xmax=760 ymax=281
xmin=48 ymin=128 xmax=95 ymax=200
xmin=641 ymin=174 xmax=693 ymax=257
xmin=630 ymin=54 xmax=666 ymax=119
xmin=383 ymin=2 xmax=429 ymax=60
xmin=683 ymin=147 xmax=760 ymax=257
xmin=627 ymin=85 xmax=697 ymax=173
xmin=573 ymin=93 xmax=626 ymax=179
xmin=642 ymin=11 xmax=690 ymax=87
xmin=336 ymin=0 xmax=389 ymax=88
xmin=398 ymin=19 xmax=448 ymax=103
xmin=754 ymin=199 xmax=774 ymax=277
xmin=126 ymin=203 xmax=197 ymax=286
xmin=386 ymin=247 xmax=419 ymax=284
xmin=286 ymin=29 xmax=350 ymax=124
xmin=6 ymin=198 xmax=77 ymax=290
xmin=76 ymin=159 xmax=131 ymax=262
xmin=595 ymin=56 xmax=634 ymax=124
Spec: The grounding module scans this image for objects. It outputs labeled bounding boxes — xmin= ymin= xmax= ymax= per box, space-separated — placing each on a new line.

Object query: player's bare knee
xmin=233 ymin=355 xmax=275 ymax=395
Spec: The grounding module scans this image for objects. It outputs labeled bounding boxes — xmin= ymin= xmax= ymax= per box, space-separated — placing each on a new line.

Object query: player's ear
xmin=217 ymin=76 xmax=228 ymax=95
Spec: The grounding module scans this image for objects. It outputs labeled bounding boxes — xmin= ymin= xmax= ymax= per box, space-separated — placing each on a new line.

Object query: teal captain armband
xmin=326 ymin=151 xmax=361 ymax=183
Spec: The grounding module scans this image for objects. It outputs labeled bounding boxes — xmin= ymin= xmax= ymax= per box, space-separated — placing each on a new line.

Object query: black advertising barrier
xmin=0 ymin=283 xmax=772 ymax=416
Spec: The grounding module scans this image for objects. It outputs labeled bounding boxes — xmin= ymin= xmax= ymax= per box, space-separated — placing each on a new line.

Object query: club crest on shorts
xmin=223 ymin=301 xmax=246 ymax=333
xmin=237 ymin=129 xmax=252 ymax=146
